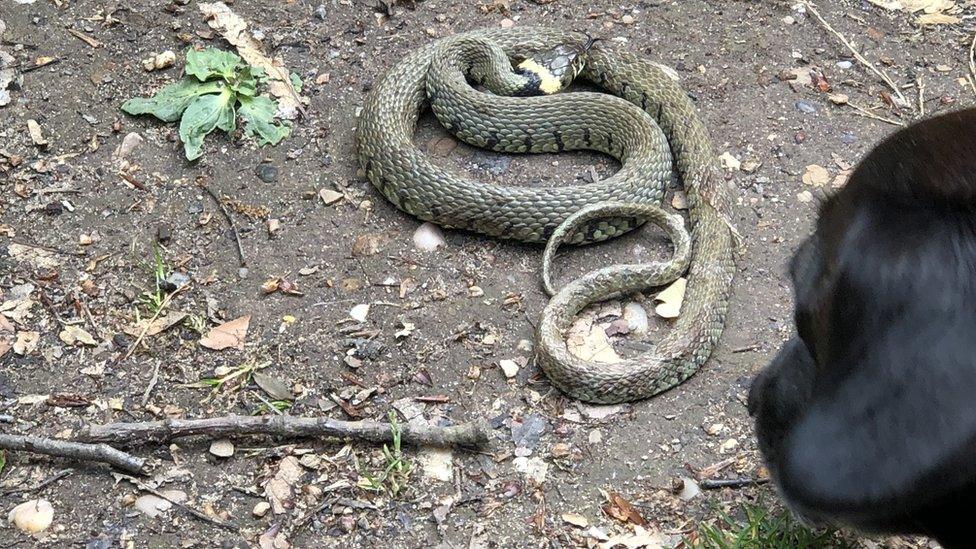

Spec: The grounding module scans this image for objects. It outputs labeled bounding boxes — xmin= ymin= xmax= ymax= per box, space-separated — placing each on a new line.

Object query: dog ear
xmin=776 ymin=315 xmax=976 ymax=523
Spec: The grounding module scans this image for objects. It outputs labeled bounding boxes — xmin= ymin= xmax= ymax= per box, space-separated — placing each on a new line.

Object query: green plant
xmin=356 ymin=411 xmax=413 ymax=497
xmin=137 ymin=244 xmax=170 ymax=315
xmin=183 ymin=313 xmax=208 ymax=335
xmin=184 ymin=358 xmax=271 ymax=401
xmin=122 ymin=47 xmax=294 ymax=160
xmin=683 ymin=503 xmax=856 ymax=549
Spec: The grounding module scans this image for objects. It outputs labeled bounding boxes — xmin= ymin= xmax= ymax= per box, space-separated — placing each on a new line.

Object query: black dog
xmin=749 ymin=107 xmax=976 ymax=548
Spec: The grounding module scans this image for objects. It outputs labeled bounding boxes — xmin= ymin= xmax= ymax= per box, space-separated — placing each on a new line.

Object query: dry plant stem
xmin=200 ymin=183 xmax=247 ymax=267
xmin=846 ymin=102 xmax=905 ymax=126
xmin=116 ymin=474 xmax=240 ymax=532
xmin=0 ymin=470 xmax=72 ymax=498
xmin=0 ymin=434 xmax=145 ymax=474
xmin=699 ymin=477 xmax=770 ymax=490
xmin=141 ymin=360 xmax=161 ymax=406
xmin=969 ymin=31 xmax=976 ymax=98
xmin=916 ymin=75 xmax=924 ymax=117
xmin=80 ymin=415 xmax=491 ymax=448
xmin=803 ymin=1 xmax=908 ymax=107
xmin=119 ymin=287 xmax=184 ymax=363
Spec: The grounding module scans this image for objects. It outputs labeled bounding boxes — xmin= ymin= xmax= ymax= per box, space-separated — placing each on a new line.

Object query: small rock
xmin=255 ymin=163 xmax=278 ymax=183
xmin=797 ymin=190 xmax=814 ymax=203
xmin=319 ymin=188 xmax=344 ymax=205
xmin=676 ymin=477 xmax=701 ymax=501
xmin=588 ymin=429 xmax=603 ymax=444
xmin=349 ymin=304 xmax=369 ymax=322
xmin=7 ymin=499 xmax=53 ymax=534
xmin=828 ymin=93 xmax=849 ymax=105
xmin=670 ymin=191 xmax=687 ymax=210
xmin=836 ymin=60 xmax=853 ymax=69
xmin=622 ymin=302 xmax=649 ymax=334
xmin=314 ymin=4 xmax=327 ymax=19
xmin=621 ymin=14 xmax=635 ymax=25
xmin=156 ymin=224 xmax=172 ymax=243
xmin=499 ymin=359 xmax=519 ymax=378
xmin=782 ymin=15 xmax=795 ymax=24
xmin=252 ymin=501 xmax=271 ymax=517
xmin=154 ymin=50 xmax=176 ymax=70
xmin=511 ymin=414 xmax=547 ymax=455
xmin=115 ymin=132 xmax=144 ymax=158
xmin=719 ymin=438 xmax=739 ymax=454
xmin=794 ymin=100 xmax=817 ymax=114
xmin=413 ymin=222 xmax=446 ymax=251
xmin=209 ymin=438 xmax=235 ymax=458
xmin=704 ymin=423 xmax=725 ymax=436
xmin=840 ymin=132 xmax=857 ymax=144
xmin=499 ymin=18 xmax=515 ymax=28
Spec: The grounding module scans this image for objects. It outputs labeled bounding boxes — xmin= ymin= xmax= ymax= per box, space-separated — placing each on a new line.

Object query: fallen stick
xmin=115 ymin=473 xmax=239 ymax=532
xmin=79 ymin=415 xmax=490 ymax=448
xmin=803 ymin=1 xmax=908 ymax=108
xmin=0 ymin=469 xmax=72 ymax=498
xmin=699 ymin=477 xmax=769 ymax=490
xmin=0 ymin=434 xmax=145 ymax=474
xmin=199 ymin=181 xmax=247 ymax=267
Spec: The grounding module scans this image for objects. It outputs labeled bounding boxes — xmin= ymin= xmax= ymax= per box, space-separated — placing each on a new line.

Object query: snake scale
xmin=356 ymin=26 xmax=736 ymax=404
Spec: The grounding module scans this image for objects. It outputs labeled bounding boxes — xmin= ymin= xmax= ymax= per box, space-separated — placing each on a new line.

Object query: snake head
xmin=513 ymin=33 xmax=600 ymax=95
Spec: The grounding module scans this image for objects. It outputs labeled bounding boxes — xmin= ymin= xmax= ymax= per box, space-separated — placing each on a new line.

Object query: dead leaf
xmin=0 ymin=316 xmax=14 ymax=357
xmin=562 ymin=513 xmax=589 ymax=528
xmin=123 ymin=311 xmax=188 ymax=337
xmin=802 ymin=164 xmax=831 ymax=187
xmin=8 ymin=243 xmax=61 ymax=270
xmin=13 ymin=331 xmax=39 ymax=355
xmin=199 ymin=315 xmax=250 ymax=350
xmin=351 ymin=234 xmax=382 ymax=257
xmin=602 ymin=492 xmax=649 ymax=527
xmin=654 ymin=278 xmax=686 ymax=319
xmin=566 ymin=316 xmax=621 ymax=363
xmin=264 ymin=455 xmax=304 ymax=514
xmin=198 ymin=2 xmax=306 ymax=119
xmin=59 ymin=325 xmax=97 ymax=346
xmin=253 ymin=371 xmax=292 ymax=401
xmin=26 ymin=120 xmax=48 ymax=147
xmin=916 ymin=12 xmax=959 ymax=24
xmin=598 ymin=525 xmax=665 ymax=549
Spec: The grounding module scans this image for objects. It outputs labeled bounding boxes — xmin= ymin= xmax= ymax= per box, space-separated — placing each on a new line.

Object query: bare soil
xmin=0 ymin=0 xmax=971 ymax=547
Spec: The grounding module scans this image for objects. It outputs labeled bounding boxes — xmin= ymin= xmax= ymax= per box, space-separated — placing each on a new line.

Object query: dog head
xmin=748 ymin=108 xmax=976 ymax=547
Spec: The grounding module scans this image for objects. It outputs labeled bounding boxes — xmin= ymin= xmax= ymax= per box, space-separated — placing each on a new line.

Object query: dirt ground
xmin=0 ymin=0 xmax=973 ymax=547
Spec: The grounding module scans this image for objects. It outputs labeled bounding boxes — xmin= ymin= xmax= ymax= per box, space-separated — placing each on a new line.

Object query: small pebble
xmin=794 ymin=100 xmax=816 ymax=114
xmin=836 ymin=60 xmax=853 ymax=69
xmin=255 ymin=163 xmax=278 ymax=183
xmin=499 ymin=359 xmax=519 ymax=378
xmin=314 ymin=4 xmax=327 ymax=19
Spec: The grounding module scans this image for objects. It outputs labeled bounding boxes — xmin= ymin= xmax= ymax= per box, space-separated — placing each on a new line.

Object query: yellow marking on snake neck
xmin=517 ymin=59 xmax=561 ymax=94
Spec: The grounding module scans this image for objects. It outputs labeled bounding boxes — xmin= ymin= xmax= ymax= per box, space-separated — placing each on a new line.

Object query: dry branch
xmin=803 ymin=1 xmax=908 ymax=108
xmin=80 ymin=415 xmax=490 ymax=448
xmin=0 ymin=434 xmax=145 ymax=474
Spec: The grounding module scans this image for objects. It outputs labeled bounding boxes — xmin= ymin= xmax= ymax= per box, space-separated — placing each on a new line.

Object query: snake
xmin=356 ymin=26 xmax=737 ymax=404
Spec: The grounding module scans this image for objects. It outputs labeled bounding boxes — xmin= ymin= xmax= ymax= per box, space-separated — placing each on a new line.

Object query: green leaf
xmin=289 ymin=72 xmax=303 ymax=93
xmin=121 ymin=78 xmax=225 ymax=122
xmin=233 ymin=65 xmax=260 ymax=97
xmin=179 ymin=88 xmax=235 ymax=160
xmin=238 ymin=95 xmax=291 ymax=146
xmin=185 ymin=47 xmax=242 ymax=82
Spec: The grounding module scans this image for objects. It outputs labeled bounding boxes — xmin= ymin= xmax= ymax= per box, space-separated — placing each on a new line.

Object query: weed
xmin=356 ymin=411 xmax=413 ymax=497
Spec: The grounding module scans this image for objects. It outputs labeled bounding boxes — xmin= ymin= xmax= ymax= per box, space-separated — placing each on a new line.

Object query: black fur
xmin=749 ymin=108 xmax=976 ymax=547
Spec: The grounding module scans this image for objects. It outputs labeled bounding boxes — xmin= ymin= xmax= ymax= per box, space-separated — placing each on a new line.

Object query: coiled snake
xmin=356 ymin=27 xmax=736 ymax=404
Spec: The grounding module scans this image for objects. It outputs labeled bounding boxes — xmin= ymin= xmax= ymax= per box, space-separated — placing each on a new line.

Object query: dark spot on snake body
xmin=620 ymin=81 xmax=630 ymax=98
xmin=606 ymin=132 xmax=614 ymax=153
xmin=485 ymin=131 xmax=500 ymax=150
xmin=524 ymin=134 xmax=533 ymax=150
xmin=552 ymin=130 xmax=565 ymax=151
xmin=583 ymin=127 xmax=592 ymax=147
xmin=640 ymin=92 xmax=648 ymax=111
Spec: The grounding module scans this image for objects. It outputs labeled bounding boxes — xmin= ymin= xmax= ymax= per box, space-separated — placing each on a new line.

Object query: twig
xmin=199 ymin=183 xmax=247 ymax=267
xmin=15 ymin=57 xmax=61 ymax=73
xmin=699 ymin=477 xmax=769 ymax=490
xmin=803 ymin=1 xmax=908 ymax=108
xmin=79 ymin=415 xmax=491 ymax=448
xmin=141 ymin=360 xmax=162 ymax=407
xmin=846 ymin=102 xmax=905 ymax=126
xmin=80 ymin=298 xmax=102 ymax=340
xmin=115 ymin=474 xmax=239 ymax=532
xmin=0 ymin=470 xmax=72 ymax=498
xmin=66 ymin=28 xmax=101 ymax=48
xmin=119 ymin=288 xmax=183 ymax=363
xmin=0 ymin=434 xmax=145 ymax=474
xmin=916 ymin=74 xmax=924 ymax=117
xmin=731 ymin=344 xmax=760 ymax=353
xmin=119 ymin=172 xmax=148 ymax=192
xmin=969 ymin=31 xmax=976 ymax=99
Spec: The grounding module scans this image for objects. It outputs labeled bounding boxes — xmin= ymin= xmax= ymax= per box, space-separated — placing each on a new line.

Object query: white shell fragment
xmin=412 ymin=222 xmax=446 ymax=251
xmin=209 ymin=438 xmax=235 ymax=458
xmin=8 ymin=499 xmax=54 ymax=534
xmin=349 ymin=304 xmax=369 ymax=322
